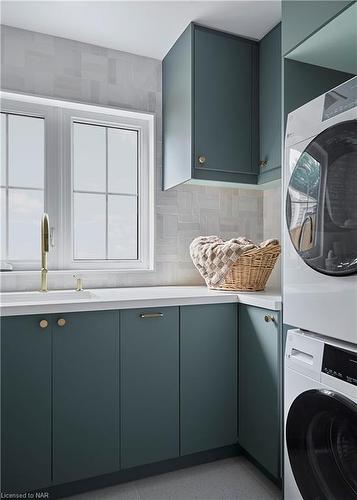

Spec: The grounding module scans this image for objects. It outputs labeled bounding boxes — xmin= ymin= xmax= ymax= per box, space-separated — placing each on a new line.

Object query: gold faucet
xmin=73 ymin=274 xmax=84 ymax=292
xmin=40 ymin=213 xmax=49 ymax=292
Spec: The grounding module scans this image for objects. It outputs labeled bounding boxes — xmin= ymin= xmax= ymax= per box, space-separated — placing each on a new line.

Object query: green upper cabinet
xmin=259 ymin=23 xmax=282 ymax=184
xmin=1 ymin=315 xmax=52 ymax=494
xmin=120 ymin=307 xmax=180 ymax=468
xmin=194 ymin=27 xmax=258 ymax=182
xmin=180 ymin=304 xmax=237 ymax=455
xmin=282 ymin=0 xmax=354 ymax=55
xmin=163 ymin=24 xmax=259 ymax=189
xmin=238 ymin=305 xmax=281 ymax=479
xmin=52 ymin=311 xmax=119 ymax=484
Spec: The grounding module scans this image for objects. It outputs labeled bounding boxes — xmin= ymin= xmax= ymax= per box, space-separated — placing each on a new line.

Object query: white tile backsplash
xmin=0 ymin=25 xmax=280 ymax=292
xmin=263 ymin=185 xmax=282 ymax=290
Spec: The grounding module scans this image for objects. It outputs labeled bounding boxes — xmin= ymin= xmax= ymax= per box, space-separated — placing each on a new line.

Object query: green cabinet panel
xmin=180 ymin=304 xmax=237 ymax=455
xmin=238 ymin=305 xmax=280 ymax=479
xmin=259 ymin=23 xmax=282 ymax=184
xmin=284 ymin=59 xmax=353 ymax=124
xmin=163 ymin=23 xmax=259 ymax=189
xmin=120 ymin=307 xmax=179 ymax=468
xmin=1 ymin=315 xmax=51 ymax=493
xmin=282 ymin=0 xmax=353 ymax=55
xmin=194 ymin=26 xmax=258 ymax=178
xmin=162 ymin=24 xmax=193 ymax=190
xmin=53 ymin=311 xmax=119 ymax=484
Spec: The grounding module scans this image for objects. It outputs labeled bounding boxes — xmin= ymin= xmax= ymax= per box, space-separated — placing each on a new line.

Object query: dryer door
xmin=286 ymin=389 xmax=357 ymax=500
xmin=286 ymin=120 xmax=357 ymax=276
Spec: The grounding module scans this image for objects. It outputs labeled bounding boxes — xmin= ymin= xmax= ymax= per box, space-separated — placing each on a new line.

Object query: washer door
xmin=286 ymin=120 xmax=357 ymax=276
xmin=286 ymin=389 xmax=357 ymax=500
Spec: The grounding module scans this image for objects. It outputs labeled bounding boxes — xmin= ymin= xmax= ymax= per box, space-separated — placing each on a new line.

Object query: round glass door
xmin=286 ymin=120 xmax=357 ymax=276
xmin=286 ymin=389 xmax=357 ymax=500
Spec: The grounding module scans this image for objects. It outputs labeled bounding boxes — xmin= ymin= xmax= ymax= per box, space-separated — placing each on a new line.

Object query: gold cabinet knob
xmin=198 ymin=155 xmax=206 ymax=165
xmin=39 ymin=319 xmax=48 ymax=329
xmin=259 ymin=160 xmax=268 ymax=168
xmin=57 ymin=318 xmax=66 ymax=327
xmin=264 ymin=315 xmax=275 ymax=323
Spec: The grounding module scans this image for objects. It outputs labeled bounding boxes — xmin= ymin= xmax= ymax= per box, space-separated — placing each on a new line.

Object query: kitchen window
xmin=1 ymin=113 xmax=45 ymax=266
xmin=0 ymin=92 xmax=155 ymax=272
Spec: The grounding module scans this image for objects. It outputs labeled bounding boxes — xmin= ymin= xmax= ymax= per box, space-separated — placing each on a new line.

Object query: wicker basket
xmin=213 ymin=242 xmax=281 ymax=292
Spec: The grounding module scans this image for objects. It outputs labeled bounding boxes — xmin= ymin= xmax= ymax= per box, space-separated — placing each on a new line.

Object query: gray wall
xmin=1 ymin=25 xmax=279 ymax=292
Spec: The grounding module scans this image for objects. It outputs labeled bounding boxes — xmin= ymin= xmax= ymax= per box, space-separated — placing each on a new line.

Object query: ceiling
xmin=1 ymin=1 xmax=281 ymax=60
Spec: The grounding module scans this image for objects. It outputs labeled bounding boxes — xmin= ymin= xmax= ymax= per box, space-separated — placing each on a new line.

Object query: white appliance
xmin=284 ymin=77 xmax=357 ymax=344
xmin=284 ymin=329 xmax=357 ymax=500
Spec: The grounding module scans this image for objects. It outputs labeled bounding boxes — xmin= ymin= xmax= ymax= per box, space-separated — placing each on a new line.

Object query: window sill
xmin=0 ymin=267 xmax=155 ymax=277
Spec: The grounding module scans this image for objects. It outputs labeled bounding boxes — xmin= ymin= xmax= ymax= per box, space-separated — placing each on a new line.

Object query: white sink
xmin=0 ymin=290 xmax=96 ymax=304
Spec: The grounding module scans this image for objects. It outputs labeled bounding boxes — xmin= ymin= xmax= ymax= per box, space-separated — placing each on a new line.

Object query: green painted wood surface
xmin=1 ymin=315 xmax=52 ymax=493
xmin=194 ymin=26 xmax=258 ymax=177
xmin=259 ymin=23 xmax=282 ymax=184
xmin=180 ymin=304 xmax=237 ymax=455
xmin=284 ymin=59 xmax=353 ymax=124
xmin=282 ymin=0 xmax=353 ymax=55
xmin=162 ymin=23 xmax=259 ymax=188
xmin=52 ymin=311 xmax=119 ymax=484
xmin=238 ymin=305 xmax=280 ymax=479
xmin=162 ymin=25 xmax=193 ymax=190
xmin=120 ymin=307 xmax=179 ymax=468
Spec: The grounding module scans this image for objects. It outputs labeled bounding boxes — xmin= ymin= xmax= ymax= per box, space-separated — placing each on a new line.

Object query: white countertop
xmin=0 ymin=286 xmax=281 ymax=316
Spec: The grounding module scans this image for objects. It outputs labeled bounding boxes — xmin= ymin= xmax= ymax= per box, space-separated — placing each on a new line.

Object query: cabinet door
xmin=259 ymin=23 xmax=282 ymax=183
xmin=180 ymin=304 xmax=237 ymax=455
xmin=1 ymin=315 xmax=51 ymax=493
xmin=239 ymin=305 xmax=280 ymax=478
xmin=53 ymin=311 xmax=119 ymax=484
xmin=120 ymin=307 xmax=179 ymax=468
xmin=194 ymin=26 xmax=258 ymax=179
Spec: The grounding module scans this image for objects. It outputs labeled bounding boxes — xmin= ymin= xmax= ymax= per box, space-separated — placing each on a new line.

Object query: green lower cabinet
xmin=1 ymin=315 xmax=52 ymax=493
xmin=120 ymin=307 xmax=180 ymax=468
xmin=180 ymin=304 xmax=237 ymax=455
xmin=238 ymin=305 xmax=280 ymax=479
xmin=2 ymin=302 xmax=281 ymax=492
xmin=53 ymin=310 xmax=119 ymax=484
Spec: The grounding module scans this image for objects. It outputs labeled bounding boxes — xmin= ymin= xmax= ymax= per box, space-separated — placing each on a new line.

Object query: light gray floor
xmin=69 ymin=457 xmax=282 ymax=500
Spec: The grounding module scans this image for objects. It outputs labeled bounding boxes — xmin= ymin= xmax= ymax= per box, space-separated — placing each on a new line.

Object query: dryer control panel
xmin=322 ymin=77 xmax=357 ymax=121
xmin=322 ymin=344 xmax=357 ymax=386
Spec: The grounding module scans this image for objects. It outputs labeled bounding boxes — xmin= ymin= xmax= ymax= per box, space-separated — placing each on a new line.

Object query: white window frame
xmin=0 ymin=98 xmax=60 ymax=271
xmin=0 ymin=91 xmax=155 ymax=273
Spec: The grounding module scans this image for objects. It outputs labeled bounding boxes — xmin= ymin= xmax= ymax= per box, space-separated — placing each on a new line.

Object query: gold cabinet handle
xmin=139 ymin=313 xmax=163 ymax=319
xmin=57 ymin=318 xmax=66 ymax=327
xmin=264 ymin=315 xmax=275 ymax=323
xmin=259 ymin=160 xmax=268 ymax=168
xmin=197 ymin=155 xmax=206 ymax=165
xmin=39 ymin=319 xmax=48 ymax=329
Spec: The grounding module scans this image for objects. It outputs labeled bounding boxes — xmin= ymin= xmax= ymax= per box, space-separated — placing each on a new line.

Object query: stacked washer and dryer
xmin=283 ymin=77 xmax=357 ymax=499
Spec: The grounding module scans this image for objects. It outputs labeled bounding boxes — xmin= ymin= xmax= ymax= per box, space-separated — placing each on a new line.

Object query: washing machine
xmin=284 ymin=328 xmax=357 ymax=499
xmin=284 ymin=77 xmax=357 ymax=344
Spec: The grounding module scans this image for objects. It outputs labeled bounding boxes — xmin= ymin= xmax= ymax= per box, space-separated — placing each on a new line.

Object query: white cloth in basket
xmin=190 ymin=235 xmax=279 ymax=287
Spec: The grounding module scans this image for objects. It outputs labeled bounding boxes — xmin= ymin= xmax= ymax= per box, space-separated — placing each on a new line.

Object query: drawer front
xmin=239 ymin=305 xmax=280 ymax=478
xmin=1 ymin=315 xmax=52 ymax=493
xmin=180 ymin=303 xmax=238 ymax=455
xmin=120 ymin=307 xmax=179 ymax=468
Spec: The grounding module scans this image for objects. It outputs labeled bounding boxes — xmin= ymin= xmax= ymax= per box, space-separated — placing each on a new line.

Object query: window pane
xmin=8 ymin=115 xmax=44 ymax=189
xmin=108 ymin=128 xmax=137 ymax=194
xmin=73 ymin=123 xmax=106 ymax=192
xmin=74 ymin=192 xmax=106 ymax=259
xmin=108 ymin=195 xmax=137 ymax=259
xmin=0 ymin=188 xmax=6 ymax=260
xmin=8 ymin=188 xmax=44 ymax=260
xmin=1 ymin=114 xmax=6 ymax=186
